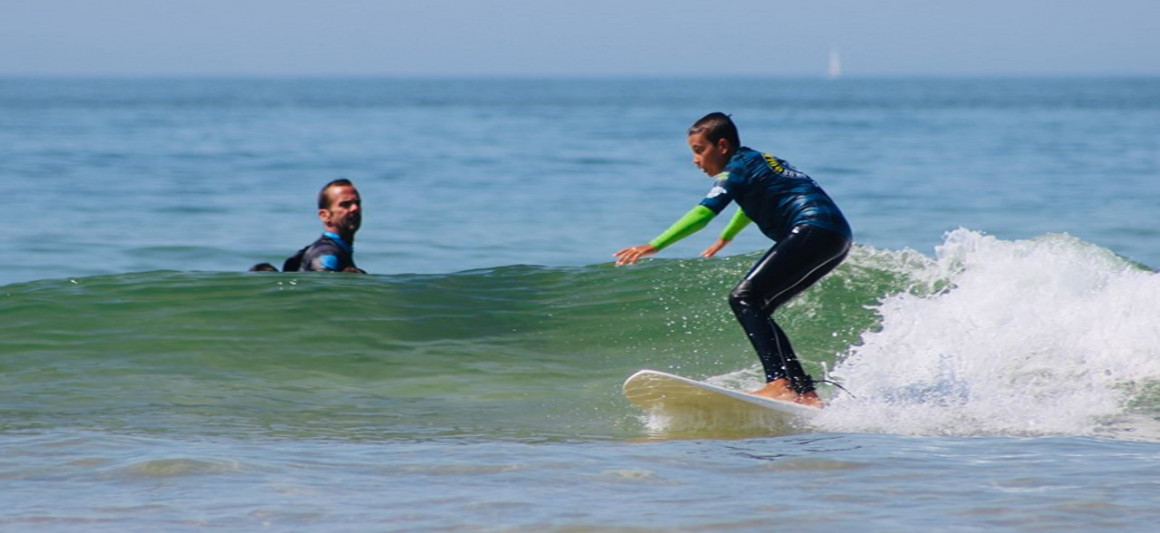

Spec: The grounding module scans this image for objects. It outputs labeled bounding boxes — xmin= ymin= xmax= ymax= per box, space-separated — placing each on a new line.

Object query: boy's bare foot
xmin=750 ymin=378 xmax=797 ymax=402
xmin=751 ymin=379 xmax=825 ymax=408
xmin=793 ymin=390 xmax=824 ymax=409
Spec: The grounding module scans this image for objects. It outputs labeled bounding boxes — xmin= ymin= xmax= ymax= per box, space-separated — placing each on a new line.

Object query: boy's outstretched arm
xmin=701 ymin=209 xmax=751 ymax=258
xmin=701 ymin=238 xmax=729 ymax=258
xmin=614 ymin=244 xmax=658 ymax=266
xmin=614 ymin=206 xmax=716 ymax=266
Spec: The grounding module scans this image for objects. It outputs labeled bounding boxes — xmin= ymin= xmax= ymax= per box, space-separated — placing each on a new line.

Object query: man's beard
xmin=336 ymin=213 xmax=361 ymax=236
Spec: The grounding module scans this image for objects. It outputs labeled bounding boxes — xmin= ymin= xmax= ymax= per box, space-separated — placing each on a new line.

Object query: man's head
xmin=687 ymin=112 xmax=740 ymax=177
xmin=317 ymin=179 xmax=362 ymax=241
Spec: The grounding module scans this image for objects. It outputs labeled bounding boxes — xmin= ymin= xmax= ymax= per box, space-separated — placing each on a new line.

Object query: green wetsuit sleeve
xmin=648 ymin=205 xmax=716 ymax=251
xmin=720 ymin=209 xmax=752 ymax=241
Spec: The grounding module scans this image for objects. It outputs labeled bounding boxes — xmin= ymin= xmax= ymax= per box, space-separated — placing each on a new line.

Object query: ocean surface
xmin=1 ymin=77 xmax=1159 ymax=531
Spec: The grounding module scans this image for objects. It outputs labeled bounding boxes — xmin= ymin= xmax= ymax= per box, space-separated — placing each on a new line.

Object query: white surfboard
xmin=623 ymin=369 xmax=819 ymax=435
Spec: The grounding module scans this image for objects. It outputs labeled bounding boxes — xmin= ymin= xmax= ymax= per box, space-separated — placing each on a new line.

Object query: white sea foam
xmin=818 ymin=229 xmax=1160 ymax=438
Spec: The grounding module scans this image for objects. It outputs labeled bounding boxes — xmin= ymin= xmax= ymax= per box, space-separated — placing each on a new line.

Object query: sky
xmin=2 ymin=0 xmax=1157 ymax=77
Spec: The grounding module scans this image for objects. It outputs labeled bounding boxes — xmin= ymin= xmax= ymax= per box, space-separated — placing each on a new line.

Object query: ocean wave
xmin=818 ymin=229 xmax=1160 ymax=438
xmin=2 ymin=229 xmax=1156 ymax=441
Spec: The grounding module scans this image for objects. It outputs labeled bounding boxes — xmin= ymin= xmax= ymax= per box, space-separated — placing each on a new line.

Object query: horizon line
xmin=2 ymin=72 xmax=1157 ymax=80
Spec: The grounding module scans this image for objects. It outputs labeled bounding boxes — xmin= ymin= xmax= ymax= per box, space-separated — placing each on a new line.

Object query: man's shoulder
xmin=282 ymin=235 xmax=340 ymax=271
xmin=302 ymin=236 xmax=345 ymax=264
xmin=306 ymin=234 xmax=343 ymax=253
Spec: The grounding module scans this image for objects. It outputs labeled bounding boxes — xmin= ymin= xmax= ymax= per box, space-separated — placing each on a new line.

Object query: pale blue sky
xmin=2 ymin=0 xmax=1156 ymax=77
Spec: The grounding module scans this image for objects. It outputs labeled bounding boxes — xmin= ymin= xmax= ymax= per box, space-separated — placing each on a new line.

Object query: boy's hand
xmin=614 ymin=244 xmax=658 ymax=266
xmin=701 ymin=238 xmax=730 ymax=258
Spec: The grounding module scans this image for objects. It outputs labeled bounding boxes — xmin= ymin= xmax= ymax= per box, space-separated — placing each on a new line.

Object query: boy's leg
xmin=728 ymin=226 xmax=850 ymax=395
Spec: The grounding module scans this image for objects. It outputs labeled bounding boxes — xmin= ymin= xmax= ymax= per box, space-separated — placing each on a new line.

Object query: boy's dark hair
xmin=688 ymin=112 xmax=741 ymax=149
xmin=318 ymin=178 xmax=355 ymax=209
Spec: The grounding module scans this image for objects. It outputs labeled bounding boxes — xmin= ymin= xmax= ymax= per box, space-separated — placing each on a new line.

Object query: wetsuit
xmin=283 ymin=231 xmax=359 ymax=272
xmin=650 ymin=147 xmax=852 ymax=394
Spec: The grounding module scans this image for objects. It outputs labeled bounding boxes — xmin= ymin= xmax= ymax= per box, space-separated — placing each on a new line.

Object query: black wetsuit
xmin=700 ymin=148 xmax=852 ymax=394
xmin=283 ymin=231 xmax=359 ymax=272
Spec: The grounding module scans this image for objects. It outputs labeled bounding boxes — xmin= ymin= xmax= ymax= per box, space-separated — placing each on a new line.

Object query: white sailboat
xmin=828 ymin=47 xmax=843 ymax=79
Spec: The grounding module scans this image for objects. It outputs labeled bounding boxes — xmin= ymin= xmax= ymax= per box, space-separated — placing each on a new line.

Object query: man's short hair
xmin=318 ymin=178 xmax=355 ymax=209
xmin=688 ymin=112 xmax=741 ymax=150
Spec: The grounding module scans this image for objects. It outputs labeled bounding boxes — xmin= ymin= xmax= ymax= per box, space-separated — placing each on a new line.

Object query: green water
xmin=1 ymin=248 xmax=905 ymax=441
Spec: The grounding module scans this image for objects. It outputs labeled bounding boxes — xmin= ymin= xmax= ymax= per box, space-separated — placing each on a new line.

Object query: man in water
xmin=282 ymin=178 xmax=367 ymax=273
xmin=614 ymin=113 xmax=851 ymax=407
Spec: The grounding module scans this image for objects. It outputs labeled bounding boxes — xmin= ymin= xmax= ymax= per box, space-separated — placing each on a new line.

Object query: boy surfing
xmin=614 ymin=113 xmax=852 ymax=408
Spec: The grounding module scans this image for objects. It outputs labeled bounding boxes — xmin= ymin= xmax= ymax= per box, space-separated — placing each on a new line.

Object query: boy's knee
xmin=729 ymin=281 xmax=757 ymax=313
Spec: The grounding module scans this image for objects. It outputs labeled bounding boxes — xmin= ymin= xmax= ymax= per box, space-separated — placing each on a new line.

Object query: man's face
xmin=320 ymin=185 xmax=362 ymax=237
xmin=688 ymin=132 xmax=730 ymax=177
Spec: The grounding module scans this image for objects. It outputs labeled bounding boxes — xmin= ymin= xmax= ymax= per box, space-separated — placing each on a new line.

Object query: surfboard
xmin=623 ymin=369 xmax=819 ymax=434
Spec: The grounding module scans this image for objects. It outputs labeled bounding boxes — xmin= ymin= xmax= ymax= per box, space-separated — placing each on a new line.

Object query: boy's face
xmin=687 ymin=132 xmax=731 ymax=177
